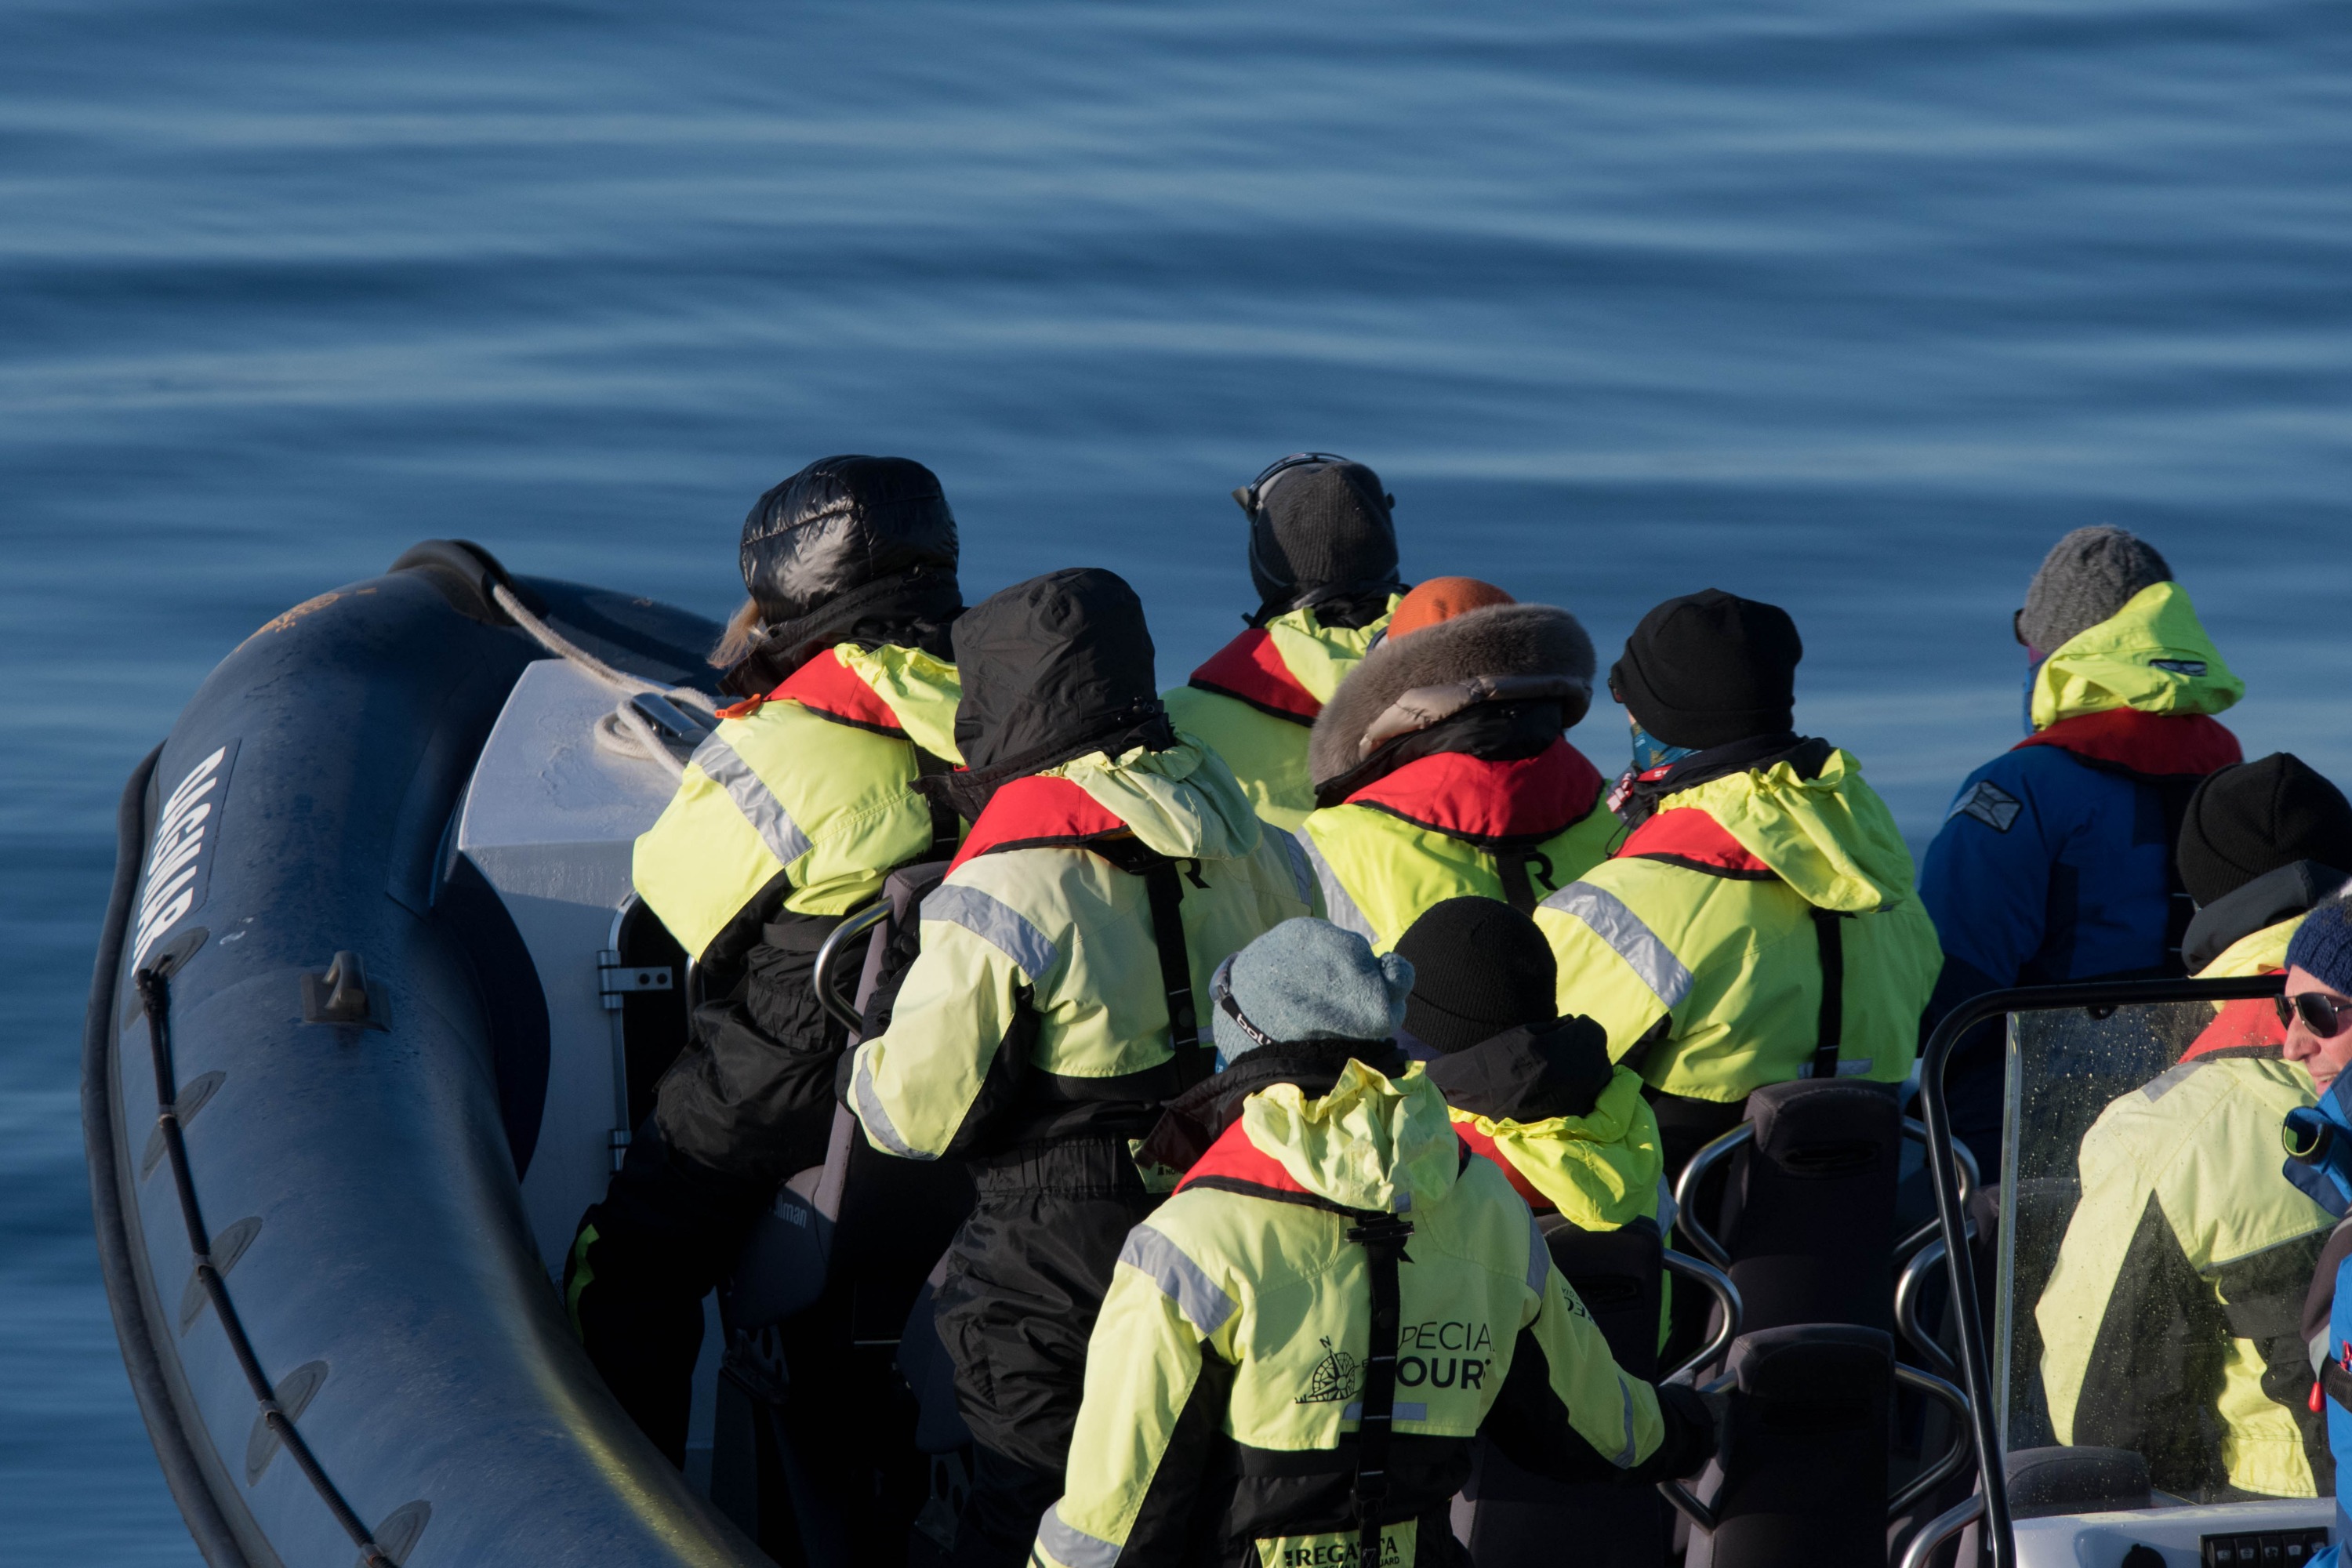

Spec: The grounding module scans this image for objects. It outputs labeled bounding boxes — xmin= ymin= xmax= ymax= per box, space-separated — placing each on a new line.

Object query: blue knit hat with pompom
xmin=2288 ymin=893 xmax=2352 ymax=996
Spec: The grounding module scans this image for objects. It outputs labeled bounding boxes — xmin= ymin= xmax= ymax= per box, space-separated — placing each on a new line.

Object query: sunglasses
xmin=2278 ymin=991 xmax=2352 ymax=1040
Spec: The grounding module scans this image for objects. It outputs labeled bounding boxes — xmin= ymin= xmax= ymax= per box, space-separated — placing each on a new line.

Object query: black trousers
xmin=564 ymin=1123 xmax=771 ymax=1465
xmin=932 ymin=1138 xmax=1160 ymax=1568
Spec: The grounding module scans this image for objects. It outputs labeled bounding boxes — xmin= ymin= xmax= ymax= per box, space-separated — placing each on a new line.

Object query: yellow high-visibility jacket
xmin=1032 ymin=1062 xmax=1689 ymax=1568
xmin=1164 ymin=598 xmax=1401 ymax=833
xmin=1535 ymin=743 xmax=1941 ymax=1103
xmin=848 ymin=739 xmax=1321 ymax=1160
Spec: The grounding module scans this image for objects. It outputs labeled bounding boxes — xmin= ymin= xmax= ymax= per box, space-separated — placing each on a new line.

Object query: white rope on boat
xmin=492 ymin=582 xmax=715 ymax=780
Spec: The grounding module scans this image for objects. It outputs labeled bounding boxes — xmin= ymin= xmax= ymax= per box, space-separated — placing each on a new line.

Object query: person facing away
xmin=1036 ymin=918 xmax=1712 ymax=1568
xmin=1396 ymin=897 xmax=1665 ymax=1244
xmin=1163 ymin=452 xmax=1406 ymax=833
xmin=564 ymin=454 xmax=965 ymax=1463
xmin=1531 ymin=589 xmax=1944 ymax=1176
xmin=1299 ymin=578 xmax=1617 ymax=952
xmin=844 ymin=567 xmax=1321 ymax=1568
xmin=2034 ymin=755 xmax=2352 ymax=1501
xmin=1918 ymin=525 xmax=2245 ymax=1173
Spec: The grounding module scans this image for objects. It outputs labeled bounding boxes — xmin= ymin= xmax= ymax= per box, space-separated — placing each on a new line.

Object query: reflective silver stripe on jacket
xmin=1120 ymin=1225 xmax=1237 ymax=1337
xmin=848 ymin=1048 xmax=929 ymax=1160
xmin=922 ymin=883 xmax=1060 ymax=985
xmin=1344 ymin=1399 xmax=1429 ymax=1422
xmin=1541 ymin=883 xmax=1693 ymax=1010
xmin=1612 ymin=1375 xmax=1638 ymax=1467
xmin=1300 ymin=832 xmax=1377 ymax=946
xmin=1036 ymin=1503 xmax=1122 ymax=1568
xmin=1800 ymin=1057 xmax=1876 ymax=1080
xmin=1525 ymin=1210 xmax=1551 ymax=1294
xmin=691 ymin=731 xmax=813 ymax=869
xmin=1274 ymin=828 xmax=1317 ymax=908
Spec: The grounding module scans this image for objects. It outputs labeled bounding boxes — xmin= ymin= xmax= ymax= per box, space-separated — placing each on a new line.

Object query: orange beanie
xmin=1388 ymin=576 xmax=1515 ymax=640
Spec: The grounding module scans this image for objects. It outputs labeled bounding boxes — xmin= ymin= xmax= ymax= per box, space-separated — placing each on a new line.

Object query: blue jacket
xmin=1919 ymin=709 xmax=2243 ymax=1007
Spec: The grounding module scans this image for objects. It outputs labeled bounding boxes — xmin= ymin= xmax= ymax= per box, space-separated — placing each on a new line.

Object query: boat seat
xmin=1454 ymin=1215 xmax=1670 ymax=1566
xmin=711 ymin=861 xmax=975 ymax=1563
xmin=2006 ymin=1446 xmax=2151 ymax=1519
xmin=1713 ymin=1080 xmax=1902 ymax=1335
xmin=1684 ymin=1326 xmax=1893 ymax=1568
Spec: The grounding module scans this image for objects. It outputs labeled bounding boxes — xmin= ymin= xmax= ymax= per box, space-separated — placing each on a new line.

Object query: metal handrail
xmin=1895 ymin=1235 xmax=1962 ymax=1381
xmin=1897 ymin=1490 xmax=1984 ymax=1568
xmin=1915 ymin=973 xmax=2285 ymax=1568
xmin=1896 ymin=1120 xmax=1979 ymax=1260
xmin=811 ymin=902 xmax=891 ymax=1033
xmin=1668 ymin=1109 xmax=1975 ymax=1269
xmin=1660 ymin=1250 xmax=1742 ymax=1385
xmin=1670 ymin=1122 xmax=1752 ymax=1269
xmin=1890 ymin=1363 xmax=1973 ymax=1517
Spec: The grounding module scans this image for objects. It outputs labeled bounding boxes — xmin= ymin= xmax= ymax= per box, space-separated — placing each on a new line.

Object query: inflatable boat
xmin=82 ymin=543 xmax=777 ymax=1566
xmin=84 ymin=543 xmax=2342 ymax=1568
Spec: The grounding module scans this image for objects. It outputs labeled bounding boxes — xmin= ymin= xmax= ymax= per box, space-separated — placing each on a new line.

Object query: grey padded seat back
xmin=1689 ymin=1326 xmax=1893 ymax=1568
xmin=1721 ymin=1080 xmax=1901 ymax=1334
xmin=724 ymin=860 xmax=974 ymax=1338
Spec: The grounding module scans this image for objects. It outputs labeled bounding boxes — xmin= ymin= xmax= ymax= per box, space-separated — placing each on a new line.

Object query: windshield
xmin=1996 ymin=997 xmax=2332 ymax=1504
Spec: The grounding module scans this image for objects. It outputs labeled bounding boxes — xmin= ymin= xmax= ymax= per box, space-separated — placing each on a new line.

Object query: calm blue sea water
xmin=5 ymin=0 xmax=2350 ymax=1558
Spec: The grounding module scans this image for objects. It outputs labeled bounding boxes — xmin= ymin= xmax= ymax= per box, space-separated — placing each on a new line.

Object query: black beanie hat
xmin=1392 ymin=897 xmax=1559 ymax=1054
xmin=1235 ymin=457 xmax=1400 ymax=611
xmin=1610 ymin=588 xmax=1804 ymax=750
xmin=2177 ymin=753 xmax=2352 ymax=906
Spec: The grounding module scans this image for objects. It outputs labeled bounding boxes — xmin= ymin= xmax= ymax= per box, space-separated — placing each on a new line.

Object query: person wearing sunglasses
xmin=1918 ymin=526 xmax=2245 ymax=1177
xmin=2033 ymin=757 xmax=2352 ymax=1503
xmin=1162 ymin=452 xmax=1406 ymax=833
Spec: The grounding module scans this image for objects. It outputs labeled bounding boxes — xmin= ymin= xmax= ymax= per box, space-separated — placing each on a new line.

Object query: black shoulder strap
xmin=1494 ymin=848 xmax=1555 ymax=914
xmin=913 ymin=748 xmax=962 ymax=863
xmin=1142 ymin=858 xmax=1209 ymax=1088
xmin=1810 ymin=906 xmax=1847 ymax=1082
xmin=1092 ymin=837 xmax=1210 ymax=1090
xmin=1347 ymin=1213 xmax=1414 ymax=1560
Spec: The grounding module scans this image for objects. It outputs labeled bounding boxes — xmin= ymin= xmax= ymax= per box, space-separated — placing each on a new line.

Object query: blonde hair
xmin=711 ymin=596 xmax=763 ymax=670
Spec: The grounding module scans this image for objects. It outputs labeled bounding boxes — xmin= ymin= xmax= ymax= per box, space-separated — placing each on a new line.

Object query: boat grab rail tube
xmin=1915 ymin=973 xmax=2286 ymax=1568
xmin=484 ymin=581 xmax=715 ymax=782
xmin=1659 ymin=1249 xmax=1741 ymax=1385
xmin=813 ymin=902 xmax=892 ymax=1035
xmin=133 ymin=958 xmax=397 ymax=1567
xmin=1670 ymin=1116 xmax=1978 ymax=1272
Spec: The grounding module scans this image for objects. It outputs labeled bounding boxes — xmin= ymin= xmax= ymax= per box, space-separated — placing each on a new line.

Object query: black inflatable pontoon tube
xmin=135 ymin=964 xmax=396 ymax=1566
xmin=1915 ymin=974 xmax=2285 ymax=1568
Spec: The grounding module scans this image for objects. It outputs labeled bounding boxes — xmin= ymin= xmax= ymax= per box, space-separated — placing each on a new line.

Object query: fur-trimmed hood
xmin=1309 ymin=603 xmax=1595 ymax=789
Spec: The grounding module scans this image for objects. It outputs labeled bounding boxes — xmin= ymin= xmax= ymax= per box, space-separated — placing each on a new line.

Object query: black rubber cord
xmin=135 ymin=967 xmax=395 ymax=1568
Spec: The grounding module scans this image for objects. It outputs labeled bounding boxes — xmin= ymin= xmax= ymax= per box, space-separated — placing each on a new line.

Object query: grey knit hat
xmin=1233 ymin=456 xmax=1400 ymax=612
xmin=1210 ymin=917 xmax=1416 ymax=1067
xmin=2017 ymin=526 xmax=2172 ymax=656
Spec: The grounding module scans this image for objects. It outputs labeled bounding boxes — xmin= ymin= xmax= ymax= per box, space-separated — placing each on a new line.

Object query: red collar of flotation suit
xmin=1450 ymin=1118 xmax=1554 ymax=1212
xmin=2013 ymin=708 xmax=2242 ymax=779
xmin=1174 ymin=1119 xmax=1321 ymax=1202
xmin=713 ymin=648 xmax=907 ymax=735
xmin=1187 ymin=629 xmax=1321 ymax=724
xmin=947 ymin=774 xmax=1136 ymax=873
xmin=2182 ymin=971 xmax=2288 ymax=1062
xmin=1175 ymin=1112 xmax=1467 ymax=1212
xmin=1613 ymin=805 xmax=1774 ymax=880
xmin=1342 ymin=739 xmax=1603 ymax=846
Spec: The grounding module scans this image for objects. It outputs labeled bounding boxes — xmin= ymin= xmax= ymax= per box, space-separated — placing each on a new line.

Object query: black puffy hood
xmin=927 ymin=568 xmax=1173 ymax=818
xmin=739 ymin=455 xmax=959 ymax=623
xmin=720 ymin=455 xmax=964 ymax=695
